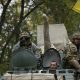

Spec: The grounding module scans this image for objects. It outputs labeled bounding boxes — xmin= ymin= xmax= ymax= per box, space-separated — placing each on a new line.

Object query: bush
xmin=0 ymin=63 xmax=9 ymax=74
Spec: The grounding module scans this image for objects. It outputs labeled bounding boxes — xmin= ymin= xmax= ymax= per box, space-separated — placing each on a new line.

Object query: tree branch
xmin=15 ymin=0 xmax=25 ymax=42
xmin=23 ymin=1 xmax=44 ymax=20
xmin=0 ymin=22 xmax=21 ymax=63
xmin=0 ymin=1 xmax=44 ymax=63
xmin=1 ymin=0 xmax=4 ymax=6
xmin=0 ymin=0 xmax=11 ymax=33
xmin=19 ymin=0 xmax=24 ymax=21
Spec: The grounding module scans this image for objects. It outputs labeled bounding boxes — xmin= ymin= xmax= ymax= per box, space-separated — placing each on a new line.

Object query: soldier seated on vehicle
xmin=50 ymin=61 xmax=57 ymax=70
xmin=49 ymin=61 xmax=58 ymax=73
xmin=63 ymin=43 xmax=80 ymax=70
xmin=12 ymin=32 xmax=41 ymax=62
xmin=72 ymin=32 xmax=80 ymax=53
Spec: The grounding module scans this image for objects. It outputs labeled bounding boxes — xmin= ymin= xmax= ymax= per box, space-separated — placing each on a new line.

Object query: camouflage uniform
xmin=72 ymin=32 xmax=80 ymax=53
xmin=65 ymin=44 xmax=78 ymax=61
xmin=63 ymin=43 xmax=80 ymax=69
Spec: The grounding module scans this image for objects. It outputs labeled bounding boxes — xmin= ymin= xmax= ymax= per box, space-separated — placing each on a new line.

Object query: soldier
xmin=12 ymin=32 xmax=41 ymax=60
xmin=50 ymin=61 xmax=57 ymax=70
xmin=72 ymin=32 xmax=80 ymax=53
xmin=64 ymin=43 xmax=80 ymax=69
xmin=49 ymin=61 xmax=58 ymax=74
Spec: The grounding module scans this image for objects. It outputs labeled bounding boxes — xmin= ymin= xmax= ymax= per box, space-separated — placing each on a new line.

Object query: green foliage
xmin=0 ymin=63 xmax=9 ymax=73
xmin=63 ymin=0 xmax=77 ymax=9
xmin=43 ymin=0 xmax=80 ymax=36
xmin=65 ymin=10 xmax=80 ymax=36
xmin=43 ymin=0 xmax=68 ymax=23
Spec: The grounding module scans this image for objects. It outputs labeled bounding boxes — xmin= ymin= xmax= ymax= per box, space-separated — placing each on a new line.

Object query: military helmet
xmin=20 ymin=32 xmax=30 ymax=39
xmin=72 ymin=32 xmax=80 ymax=45
xmin=19 ymin=32 xmax=31 ymax=47
xmin=72 ymin=32 xmax=80 ymax=39
xmin=69 ymin=43 xmax=77 ymax=53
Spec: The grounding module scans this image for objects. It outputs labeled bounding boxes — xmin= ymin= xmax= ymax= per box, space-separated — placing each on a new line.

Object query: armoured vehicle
xmin=1 ymin=48 xmax=80 ymax=80
xmin=1 ymin=24 xmax=80 ymax=80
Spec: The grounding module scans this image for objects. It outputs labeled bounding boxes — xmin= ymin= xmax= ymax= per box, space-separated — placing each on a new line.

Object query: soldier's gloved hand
xmin=35 ymin=49 xmax=41 ymax=59
xmin=70 ymin=59 xmax=80 ymax=69
xmin=35 ymin=52 xmax=41 ymax=59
